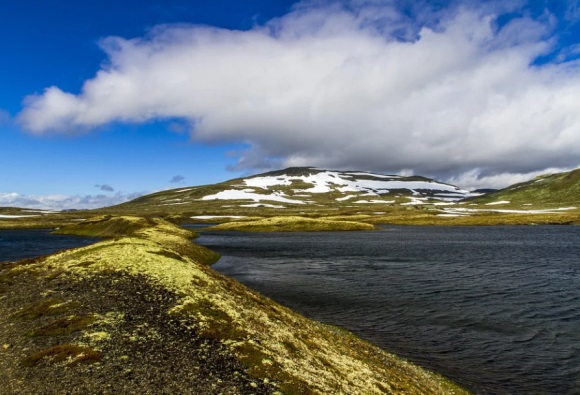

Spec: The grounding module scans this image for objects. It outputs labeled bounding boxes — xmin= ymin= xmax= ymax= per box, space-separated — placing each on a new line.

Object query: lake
xmin=195 ymin=226 xmax=580 ymax=395
xmin=0 ymin=229 xmax=99 ymax=262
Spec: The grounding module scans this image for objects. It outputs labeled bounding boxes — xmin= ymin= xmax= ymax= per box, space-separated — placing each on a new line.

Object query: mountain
xmin=106 ymin=167 xmax=473 ymax=216
xmin=466 ymin=168 xmax=580 ymax=208
xmin=2 ymin=168 xmax=578 ymax=229
xmin=471 ymin=188 xmax=498 ymax=194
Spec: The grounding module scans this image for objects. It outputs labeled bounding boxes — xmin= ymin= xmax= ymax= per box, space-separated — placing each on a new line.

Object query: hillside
xmin=2 ymin=167 xmax=579 ymax=229
xmin=0 ymin=216 xmax=469 ymax=394
xmin=98 ymin=167 xmax=578 ymax=226
xmin=466 ymin=169 xmax=580 ymax=208
xmin=103 ymin=167 xmax=472 ymax=218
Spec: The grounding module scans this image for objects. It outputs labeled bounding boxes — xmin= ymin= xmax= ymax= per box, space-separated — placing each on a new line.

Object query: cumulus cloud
xmin=169 ymin=175 xmax=185 ymax=183
xmin=446 ymin=166 xmax=574 ymax=191
xmin=95 ymin=184 xmax=115 ymax=192
xmin=17 ymin=0 xmax=580 ymax=188
xmin=0 ymin=192 xmax=143 ymax=211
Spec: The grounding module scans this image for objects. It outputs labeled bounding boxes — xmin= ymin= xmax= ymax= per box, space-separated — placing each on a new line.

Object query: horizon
xmin=2 ymin=0 xmax=580 ymax=210
xmin=1 ymin=165 xmax=573 ymax=212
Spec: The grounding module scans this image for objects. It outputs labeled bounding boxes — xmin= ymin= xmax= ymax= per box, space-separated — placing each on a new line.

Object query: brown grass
xmin=21 ymin=344 xmax=101 ymax=368
xmin=27 ymin=315 xmax=97 ymax=337
xmin=11 ymin=299 xmax=80 ymax=320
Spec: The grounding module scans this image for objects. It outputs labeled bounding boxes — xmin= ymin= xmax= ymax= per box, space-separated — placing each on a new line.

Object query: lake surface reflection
xmin=0 ymin=229 xmax=99 ymax=262
xmin=195 ymin=226 xmax=580 ymax=395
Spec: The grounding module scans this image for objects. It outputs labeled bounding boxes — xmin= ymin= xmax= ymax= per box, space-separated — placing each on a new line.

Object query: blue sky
xmin=1 ymin=0 xmax=295 ymax=208
xmin=2 ymin=0 xmax=580 ymax=209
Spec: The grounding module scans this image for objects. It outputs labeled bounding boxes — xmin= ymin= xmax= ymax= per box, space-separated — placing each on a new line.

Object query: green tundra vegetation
xmin=0 ymin=167 xmax=579 ymax=230
xmin=0 ymin=216 xmax=470 ymax=394
xmin=466 ymin=168 xmax=580 ymax=208
xmin=1 ymin=168 xmax=577 ymax=393
xmin=207 ymin=216 xmax=376 ymax=232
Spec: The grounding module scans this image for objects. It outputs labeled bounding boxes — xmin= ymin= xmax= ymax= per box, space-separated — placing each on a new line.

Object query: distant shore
xmin=0 ymin=206 xmax=578 ymax=231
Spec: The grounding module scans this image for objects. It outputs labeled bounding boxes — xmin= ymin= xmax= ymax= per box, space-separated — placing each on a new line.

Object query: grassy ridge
xmin=359 ymin=211 xmax=580 ymax=226
xmin=53 ymin=215 xmax=156 ymax=237
xmin=468 ymin=169 xmax=580 ymax=208
xmin=208 ymin=216 xmax=376 ymax=232
xmin=1 ymin=216 xmax=469 ymax=394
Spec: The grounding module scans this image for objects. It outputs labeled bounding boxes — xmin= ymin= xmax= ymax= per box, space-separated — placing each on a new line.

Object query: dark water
xmin=0 ymin=229 xmax=99 ymax=262
xmin=195 ymin=226 xmax=580 ymax=395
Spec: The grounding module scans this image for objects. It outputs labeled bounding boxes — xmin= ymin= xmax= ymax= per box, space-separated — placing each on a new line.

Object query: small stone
xmin=250 ymin=382 xmax=258 ymax=388
xmin=2 ymin=344 xmax=10 ymax=350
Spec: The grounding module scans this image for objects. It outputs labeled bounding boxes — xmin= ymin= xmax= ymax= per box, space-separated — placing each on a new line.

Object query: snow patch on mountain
xmin=197 ymin=169 xmax=471 ymax=204
xmin=244 ymin=170 xmax=467 ymax=197
xmin=345 ymin=172 xmax=401 ymax=179
xmin=201 ymin=189 xmax=306 ymax=204
xmin=0 ymin=214 xmax=41 ymax=218
xmin=336 ymin=195 xmax=357 ymax=201
xmin=355 ymin=200 xmax=396 ymax=204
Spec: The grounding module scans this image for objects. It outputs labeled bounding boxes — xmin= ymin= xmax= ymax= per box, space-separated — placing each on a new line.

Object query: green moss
xmin=282 ymin=340 xmax=300 ymax=356
xmin=208 ymin=216 xmax=376 ymax=232
xmin=28 ymin=315 xmax=97 ymax=336
xmin=467 ymin=168 xmax=580 ymax=208
xmin=186 ymin=243 xmax=221 ymax=265
xmin=53 ymin=215 xmax=151 ymax=237
xmin=149 ymin=250 xmax=185 ymax=261
xmin=16 ymin=215 xmax=469 ymax=394
xmin=366 ymin=211 xmax=580 ymax=226
xmin=21 ymin=344 xmax=101 ymax=368
xmin=170 ymin=298 xmax=247 ymax=340
xmin=234 ymin=342 xmax=313 ymax=395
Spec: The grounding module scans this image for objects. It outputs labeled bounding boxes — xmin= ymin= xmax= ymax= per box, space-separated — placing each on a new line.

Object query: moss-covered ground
xmin=208 ymin=216 xmax=376 ymax=232
xmin=467 ymin=169 xmax=580 ymax=208
xmin=1 ymin=216 xmax=470 ymax=394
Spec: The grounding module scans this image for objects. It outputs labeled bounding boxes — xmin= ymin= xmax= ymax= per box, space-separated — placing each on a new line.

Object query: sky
xmin=2 ymin=0 xmax=580 ymax=210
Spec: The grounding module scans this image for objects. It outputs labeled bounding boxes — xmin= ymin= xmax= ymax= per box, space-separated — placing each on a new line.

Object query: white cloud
xmin=447 ymin=167 xmax=575 ymax=191
xmin=0 ymin=192 xmax=143 ymax=211
xmin=17 ymin=1 xmax=580 ymax=188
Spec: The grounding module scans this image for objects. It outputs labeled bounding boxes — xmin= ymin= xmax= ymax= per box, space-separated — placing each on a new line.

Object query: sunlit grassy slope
xmin=1 ymin=216 xmax=469 ymax=394
xmin=467 ymin=169 xmax=580 ymax=208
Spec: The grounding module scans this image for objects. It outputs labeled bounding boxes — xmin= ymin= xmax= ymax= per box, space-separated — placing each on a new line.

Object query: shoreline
xmin=1 ymin=216 xmax=470 ymax=394
xmin=0 ymin=208 xmax=579 ymax=231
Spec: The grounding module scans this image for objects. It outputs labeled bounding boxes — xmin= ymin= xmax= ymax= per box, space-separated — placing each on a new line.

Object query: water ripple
xmin=198 ymin=225 xmax=580 ymax=395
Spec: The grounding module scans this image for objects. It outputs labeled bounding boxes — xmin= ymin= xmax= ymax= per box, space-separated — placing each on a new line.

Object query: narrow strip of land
xmin=1 ymin=216 xmax=470 ymax=394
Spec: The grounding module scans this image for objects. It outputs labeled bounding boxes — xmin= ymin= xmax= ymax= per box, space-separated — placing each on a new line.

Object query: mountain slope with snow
xmin=109 ymin=167 xmax=475 ymax=216
xmin=240 ymin=168 xmax=468 ymax=199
